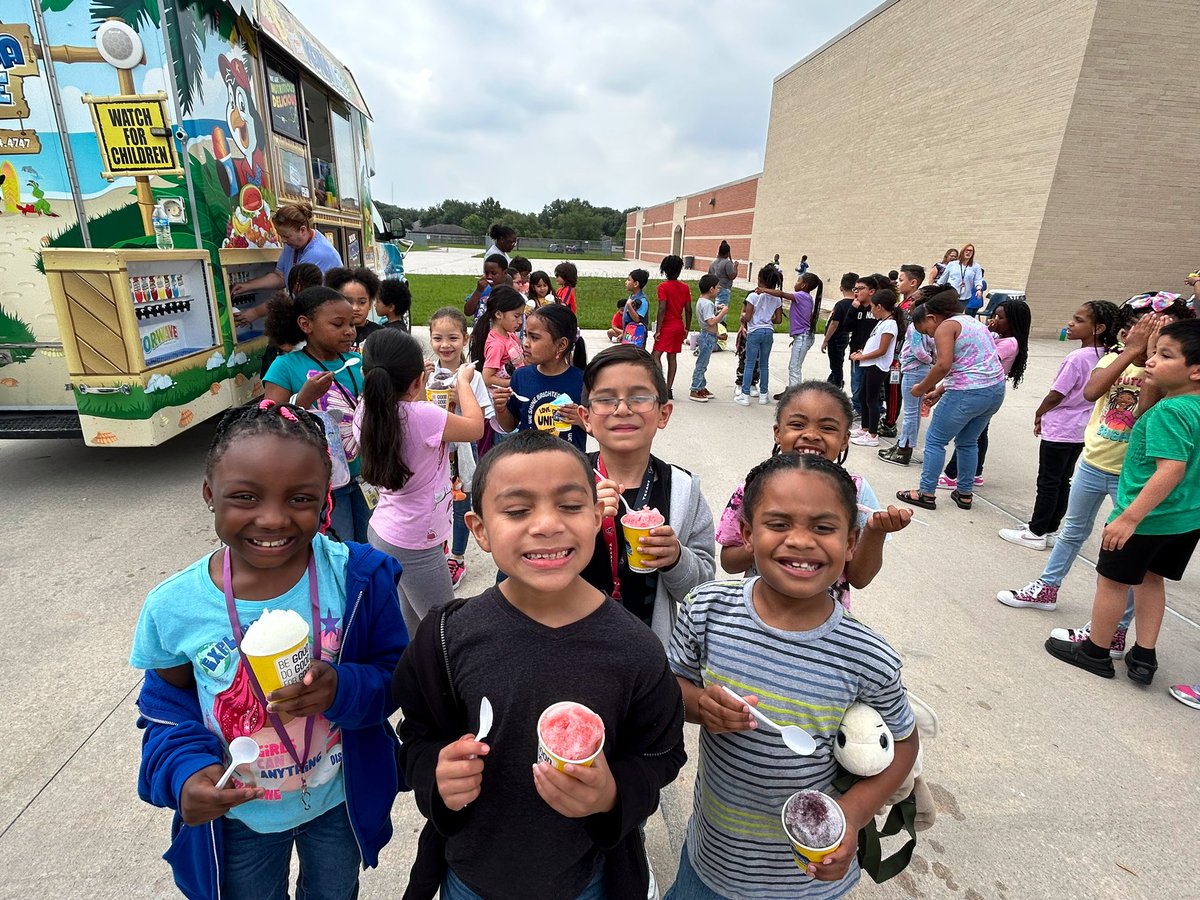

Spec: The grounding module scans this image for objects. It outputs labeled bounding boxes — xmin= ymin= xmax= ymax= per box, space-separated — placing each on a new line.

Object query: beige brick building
xmin=752 ymin=0 xmax=1200 ymax=337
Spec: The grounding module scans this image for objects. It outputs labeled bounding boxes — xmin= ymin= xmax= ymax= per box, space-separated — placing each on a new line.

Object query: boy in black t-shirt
xmin=821 ymin=271 xmax=858 ymax=388
xmin=393 ymin=431 xmax=685 ymax=900
xmin=848 ymin=274 xmax=882 ymax=419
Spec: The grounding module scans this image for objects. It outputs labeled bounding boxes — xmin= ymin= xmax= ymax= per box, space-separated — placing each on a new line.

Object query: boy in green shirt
xmin=1046 ymin=319 xmax=1200 ymax=685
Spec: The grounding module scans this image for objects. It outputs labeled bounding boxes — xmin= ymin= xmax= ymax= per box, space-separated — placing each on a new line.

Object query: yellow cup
xmin=551 ymin=407 xmax=572 ymax=433
xmin=536 ymin=702 xmax=606 ymax=771
xmin=782 ymin=790 xmax=846 ymax=867
xmin=245 ymin=635 xmax=311 ymax=696
xmin=621 ymin=510 xmax=665 ymax=574
xmin=426 ymin=387 xmax=451 ymax=410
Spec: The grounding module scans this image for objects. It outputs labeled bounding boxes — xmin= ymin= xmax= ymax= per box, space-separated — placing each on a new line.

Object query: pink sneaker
xmin=996 ymin=579 xmax=1058 ymax=610
xmin=937 ymin=474 xmax=956 ymax=489
xmin=448 ymin=557 xmax=466 ymax=587
xmin=1048 ymin=621 xmax=1128 ymax=660
xmin=1169 ymin=684 xmax=1200 ymax=710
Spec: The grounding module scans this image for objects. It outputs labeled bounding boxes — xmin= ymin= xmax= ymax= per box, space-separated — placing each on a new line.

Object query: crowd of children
xmin=131 ymin=249 xmax=1200 ymax=899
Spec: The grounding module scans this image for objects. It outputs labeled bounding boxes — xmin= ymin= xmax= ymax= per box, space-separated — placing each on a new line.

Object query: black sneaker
xmin=1125 ymin=654 xmax=1158 ymax=686
xmin=1044 ymin=637 xmax=1115 ymax=678
xmin=878 ymin=423 xmax=897 ymax=438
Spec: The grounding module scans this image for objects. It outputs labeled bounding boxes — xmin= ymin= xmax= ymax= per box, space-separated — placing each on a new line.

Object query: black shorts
xmin=1095 ymin=529 xmax=1200 ymax=585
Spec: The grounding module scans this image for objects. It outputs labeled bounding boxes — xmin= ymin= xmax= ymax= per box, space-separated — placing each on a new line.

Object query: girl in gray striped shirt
xmin=666 ymin=453 xmax=918 ymax=899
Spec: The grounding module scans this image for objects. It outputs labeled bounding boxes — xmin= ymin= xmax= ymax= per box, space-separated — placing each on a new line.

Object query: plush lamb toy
xmin=833 ymin=693 xmax=938 ymax=831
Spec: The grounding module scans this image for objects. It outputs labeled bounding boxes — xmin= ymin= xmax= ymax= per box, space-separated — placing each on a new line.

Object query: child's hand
xmin=436 ymin=734 xmax=490 ymax=812
xmin=267 ymin=661 xmax=338 ymax=718
xmin=1033 ymin=415 xmax=1042 ymax=437
xmin=1102 ymin=513 xmax=1137 ymax=551
xmin=179 ymin=763 xmax=264 ymax=826
xmin=555 ymin=403 xmax=583 ymax=427
xmin=296 ymin=370 xmax=335 ymax=408
xmin=697 ymin=684 xmax=757 ymax=734
xmin=490 ymin=384 xmax=513 ymax=407
xmin=1123 ymin=314 xmax=1156 ymax=358
xmin=457 ymin=362 xmax=476 ymax=383
xmin=637 ymin=524 xmax=682 ymax=569
xmin=532 ymin=752 xmax=617 ymax=818
xmin=595 ymin=477 xmax=622 ymax=519
xmin=866 ymin=505 xmax=912 ymax=534
xmin=849 ymin=351 xmax=862 ymax=361
xmin=476 ymin=275 xmax=491 ymax=293
xmin=1145 ymin=315 xmax=1165 ymax=357
xmin=807 ymin=802 xmax=859 ymax=881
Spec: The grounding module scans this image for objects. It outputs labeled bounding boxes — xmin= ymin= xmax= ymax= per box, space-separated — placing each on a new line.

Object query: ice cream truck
xmin=0 ymin=0 xmax=379 ymax=445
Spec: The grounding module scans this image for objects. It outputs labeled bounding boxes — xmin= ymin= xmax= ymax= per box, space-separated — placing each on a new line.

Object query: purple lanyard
xmin=222 ymin=548 xmax=322 ymax=808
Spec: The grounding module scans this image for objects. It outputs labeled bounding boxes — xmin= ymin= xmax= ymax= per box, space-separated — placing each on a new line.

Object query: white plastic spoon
xmin=593 ymin=468 xmax=633 ymax=515
xmin=721 ymin=685 xmax=816 ymax=756
xmin=331 ymin=357 xmax=362 ymax=375
xmin=510 ymin=390 xmax=531 ymax=402
xmin=215 ymin=736 xmax=261 ymax=789
xmin=476 ymin=696 xmax=494 ymax=743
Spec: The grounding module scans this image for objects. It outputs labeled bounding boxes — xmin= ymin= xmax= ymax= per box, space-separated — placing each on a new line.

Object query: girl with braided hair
xmin=131 ymin=399 xmax=409 ymax=899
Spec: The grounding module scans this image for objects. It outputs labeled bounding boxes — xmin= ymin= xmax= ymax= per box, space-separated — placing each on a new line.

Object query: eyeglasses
xmin=585 ymin=395 xmax=660 ymax=415
xmin=1125 ymin=291 xmax=1180 ymax=312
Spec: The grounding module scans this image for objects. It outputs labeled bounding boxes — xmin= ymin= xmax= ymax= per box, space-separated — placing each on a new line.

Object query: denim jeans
xmin=850 ymin=359 xmax=864 ymax=414
xmin=330 ymin=480 xmax=370 ymax=543
xmin=1041 ymin=460 xmax=1135 ymax=628
xmin=451 ymin=493 xmax=471 ymax=557
xmin=692 ymin=329 xmax=717 ymax=391
xmin=663 ymin=843 xmax=726 ymax=900
xmin=919 ymin=382 xmax=1005 ymax=495
xmin=222 ymin=803 xmax=360 ymax=900
xmin=442 ymin=866 xmax=604 ymax=899
xmin=899 ymin=369 xmax=928 ymax=449
xmin=787 ymin=332 xmax=814 ymax=386
xmin=741 ymin=329 xmax=774 ymax=395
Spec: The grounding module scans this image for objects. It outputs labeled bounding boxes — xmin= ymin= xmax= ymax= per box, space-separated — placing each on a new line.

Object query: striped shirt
xmin=668 ymin=578 xmax=914 ymax=899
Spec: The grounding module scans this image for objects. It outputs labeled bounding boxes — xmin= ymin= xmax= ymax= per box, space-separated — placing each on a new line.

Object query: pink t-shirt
xmin=1041 ymin=347 xmax=1103 ymax=444
xmin=484 ymin=330 xmax=523 ymax=373
xmin=352 ymin=400 xmax=451 ymax=549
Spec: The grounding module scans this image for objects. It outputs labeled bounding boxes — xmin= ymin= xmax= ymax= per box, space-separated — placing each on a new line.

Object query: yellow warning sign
xmin=83 ymin=93 xmax=182 ymax=180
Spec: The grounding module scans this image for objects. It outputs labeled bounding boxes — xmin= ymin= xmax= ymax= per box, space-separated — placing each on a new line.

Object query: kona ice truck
xmin=0 ymin=0 xmax=379 ymax=445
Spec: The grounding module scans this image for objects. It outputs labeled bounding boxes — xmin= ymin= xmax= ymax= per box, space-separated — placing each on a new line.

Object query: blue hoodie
xmin=135 ymin=542 xmax=408 ymax=900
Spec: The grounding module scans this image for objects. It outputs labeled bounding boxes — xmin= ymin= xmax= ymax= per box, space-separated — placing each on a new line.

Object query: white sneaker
xmin=759 ymin=394 xmax=770 ymax=405
xmin=1046 ymin=531 xmax=1058 ymax=547
xmin=850 ymin=433 xmax=879 ymax=446
xmin=749 ymin=387 xmax=760 ymax=398
xmin=734 ymin=392 xmax=750 ymax=406
xmin=998 ymin=525 xmax=1048 ymax=551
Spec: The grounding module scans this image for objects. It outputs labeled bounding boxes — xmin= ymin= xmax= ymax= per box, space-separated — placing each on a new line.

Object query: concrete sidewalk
xmin=2 ymin=332 xmax=1198 ymax=899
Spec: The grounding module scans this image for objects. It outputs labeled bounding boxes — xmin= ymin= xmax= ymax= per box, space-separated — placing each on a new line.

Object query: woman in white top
xmin=937 ymin=243 xmax=984 ymax=311
xmin=482 ymin=223 xmax=517 ymax=265
xmin=849 ymin=288 xmax=901 ymax=445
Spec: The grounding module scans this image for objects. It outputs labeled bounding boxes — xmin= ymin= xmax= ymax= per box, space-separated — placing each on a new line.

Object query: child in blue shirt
xmin=614 ymin=268 xmax=651 ymax=348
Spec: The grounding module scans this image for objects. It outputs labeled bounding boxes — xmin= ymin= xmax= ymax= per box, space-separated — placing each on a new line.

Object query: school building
xmin=627 ymin=0 xmax=1200 ymax=337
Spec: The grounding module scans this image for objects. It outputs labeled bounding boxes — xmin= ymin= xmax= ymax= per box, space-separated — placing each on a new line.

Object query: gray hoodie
xmin=650 ymin=464 xmax=717 ymax=646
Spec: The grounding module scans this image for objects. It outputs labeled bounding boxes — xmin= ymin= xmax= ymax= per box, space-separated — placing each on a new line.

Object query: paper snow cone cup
xmin=426 ymin=387 xmax=451 ymax=410
xmin=620 ymin=509 xmax=665 ymax=574
xmin=536 ymin=701 xmax=606 ymax=771
xmin=241 ymin=609 xmax=311 ymax=696
xmin=782 ymin=790 xmax=846 ymax=867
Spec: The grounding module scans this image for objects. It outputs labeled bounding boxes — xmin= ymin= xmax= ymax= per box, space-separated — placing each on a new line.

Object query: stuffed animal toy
xmin=833 ymin=693 xmax=938 ymax=831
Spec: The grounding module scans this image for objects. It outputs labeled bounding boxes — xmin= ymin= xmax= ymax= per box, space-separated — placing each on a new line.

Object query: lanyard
xmin=303 ymin=350 xmax=360 ymax=407
xmin=596 ymin=455 xmax=654 ymax=604
xmin=222 ymin=548 xmax=322 ymax=808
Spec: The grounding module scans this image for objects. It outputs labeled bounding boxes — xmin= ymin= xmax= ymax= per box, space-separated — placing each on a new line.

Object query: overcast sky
xmin=284 ymin=0 xmax=880 ymax=213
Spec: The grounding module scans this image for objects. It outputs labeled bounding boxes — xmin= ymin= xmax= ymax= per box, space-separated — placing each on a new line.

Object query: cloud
xmin=279 ymin=0 xmax=880 ymax=212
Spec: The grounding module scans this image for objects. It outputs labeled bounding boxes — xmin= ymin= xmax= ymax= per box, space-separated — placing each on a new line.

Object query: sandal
xmin=950 ymin=490 xmax=973 ymax=510
xmin=896 ymin=489 xmax=936 ymax=510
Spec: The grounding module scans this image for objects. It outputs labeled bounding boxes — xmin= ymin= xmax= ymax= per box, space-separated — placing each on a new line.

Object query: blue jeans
xmin=692 ymin=330 xmax=717 ymax=391
xmin=1041 ymin=460 xmax=1135 ymax=627
xmin=919 ymin=382 xmax=1005 ymax=495
xmin=452 ymin=493 xmax=471 ymax=557
xmin=899 ymin=369 xmax=928 ymax=449
xmin=664 ymin=843 xmax=725 ymax=900
xmin=741 ymin=329 xmax=774 ymax=395
xmin=442 ymin=865 xmax=604 ymax=899
xmin=331 ymin=480 xmax=370 ymax=543
xmin=850 ymin=360 xmax=864 ymax=414
xmin=222 ymin=803 xmax=360 ymax=900
xmin=788 ymin=332 xmax=814 ymax=385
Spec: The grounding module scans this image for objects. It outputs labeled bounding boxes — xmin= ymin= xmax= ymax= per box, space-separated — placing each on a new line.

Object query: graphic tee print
xmin=1082 ymin=355 xmax=1145 ymax=474
xmin=131 ymin=534 xmax=349 ymax=832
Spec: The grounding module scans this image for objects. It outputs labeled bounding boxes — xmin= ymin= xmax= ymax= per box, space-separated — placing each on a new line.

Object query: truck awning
xmin=254 ymin=0 xmax=371 ymax=118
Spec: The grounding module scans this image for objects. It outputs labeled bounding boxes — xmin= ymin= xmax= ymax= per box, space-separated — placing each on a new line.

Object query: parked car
xmin=566 ymin=244 xmax=581 ymax=253
xmin=548 ymin=243 xmax=561 ymax=252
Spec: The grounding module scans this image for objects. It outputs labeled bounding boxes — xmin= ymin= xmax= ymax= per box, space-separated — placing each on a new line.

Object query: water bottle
xmin=1058 ymin=327 xmax=1067 ymax=341
xmin=153 ymin=204 xmax=173 ymax=250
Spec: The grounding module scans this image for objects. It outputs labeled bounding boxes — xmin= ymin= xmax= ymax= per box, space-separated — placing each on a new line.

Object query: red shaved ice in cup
xmin=620 ymin=507 xmax=665 ymax=573
xmin=782 ymin=790 xmax=846 ymax=867
xmin=536 ymin=701 xmax=605 ymax=770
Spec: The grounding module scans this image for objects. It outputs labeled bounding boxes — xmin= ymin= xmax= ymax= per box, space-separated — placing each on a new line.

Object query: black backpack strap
xmin=830 ymin=771 xmax=918 ymax=884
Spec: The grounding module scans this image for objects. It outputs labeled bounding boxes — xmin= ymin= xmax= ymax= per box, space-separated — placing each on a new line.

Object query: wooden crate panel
xmin=61 ymin=271 xmax=130 ymax=373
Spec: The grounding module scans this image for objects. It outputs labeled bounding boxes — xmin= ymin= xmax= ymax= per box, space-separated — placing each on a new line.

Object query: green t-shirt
xmin=1111 ymin=394 xmax=1200 ymax=535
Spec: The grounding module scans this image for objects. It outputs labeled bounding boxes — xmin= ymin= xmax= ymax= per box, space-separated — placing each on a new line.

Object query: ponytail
xmin=358 ymin=329 xmax=424 ymax=490
xmin=799 ymin=272 xmax=824 ymax=331
xmin=529 ymin=303 xmax=587 ymax=369
xmin=264 ymin=285 xmax=343 ymax=347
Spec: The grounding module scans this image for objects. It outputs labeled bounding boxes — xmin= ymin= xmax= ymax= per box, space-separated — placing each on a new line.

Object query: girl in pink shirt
xmin=354 ymin=329 xmax=485 ymax=636
xmin=470 ymin=286 xmax=526 ymax=391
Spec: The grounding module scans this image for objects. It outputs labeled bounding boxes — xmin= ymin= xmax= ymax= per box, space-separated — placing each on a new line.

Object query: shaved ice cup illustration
xmin=782 ymin=790 xmax=847 ymax=868
xmin=549 ymin=392 xmax=574 ymax=433
xmin=241 ymin=609 xmax=311 ymax=696
xmin=536 ymin=701 xmax=605 ymax=771
xmin=621 ymin=507 xmax=665 ymax=573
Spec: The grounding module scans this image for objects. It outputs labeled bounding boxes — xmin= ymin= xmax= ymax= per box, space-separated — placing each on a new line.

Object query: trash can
xmin=684 ymin=255 xmax=695 ymax=269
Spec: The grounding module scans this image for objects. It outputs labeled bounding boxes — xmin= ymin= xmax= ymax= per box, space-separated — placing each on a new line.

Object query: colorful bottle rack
xmin=129 ymin=273 xmax=186 ymax=305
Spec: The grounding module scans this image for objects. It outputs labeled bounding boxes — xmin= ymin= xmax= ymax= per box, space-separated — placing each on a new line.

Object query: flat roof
xmin=774 ymin=0 xmax=902 ymax=83
xmin=631 ymin=171 xmax=763 ymax=213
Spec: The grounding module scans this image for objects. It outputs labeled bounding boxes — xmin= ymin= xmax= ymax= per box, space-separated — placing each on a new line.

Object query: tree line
xmin=375 ymin=197 xmax=634 ymax=241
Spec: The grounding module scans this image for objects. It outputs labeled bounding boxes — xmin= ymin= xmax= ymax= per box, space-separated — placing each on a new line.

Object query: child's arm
xmin=626 ymin=299 xmax=643 ymax=323
xmin=655 ymin=300 xmax=667 ymax=338
xmin=443 ymin=365 xmax=486 ymax=443
xmin=845 ymin=506 xmax=911 ymax=589
xmin=1103 ymin=457 xmax=1187 ymax=550
xmin=911 ymin=321 xmax=957 ymax=395
xmin=677 ymin=676 xmax=757 ymax=732
xmin=684 ymin=298 xmax=693 ymax=332
xmin=463 ymin=276 xmax=489 ymax=317
xmin=719 ymin=543 xmax=754 ymax=574
xmin=852 ymin=332 xmax=894 ymax=363
xmin=1033 ymin=390 xmax=1065 ymax=436
xmin=1084 ymin=315 xmax=1157 ymax=401
xmin=494 ymin=395 xmax=518 ymax=431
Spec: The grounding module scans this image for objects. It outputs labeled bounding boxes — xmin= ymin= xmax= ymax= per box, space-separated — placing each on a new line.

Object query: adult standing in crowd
xmin=938 ymin=243 xmax=984 ymax=313
xmin=483 ymin=223 xmax=518 ymax=265
xmin=1186 ymin=270 xmax=1199 ymax=316
xmin=928 ymin=247 xmax=958 ymax=285
xmin=708 ymin=241 xmax=738 ymax=321
xmin=231 ymin=202 xmax=343 ymax=327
